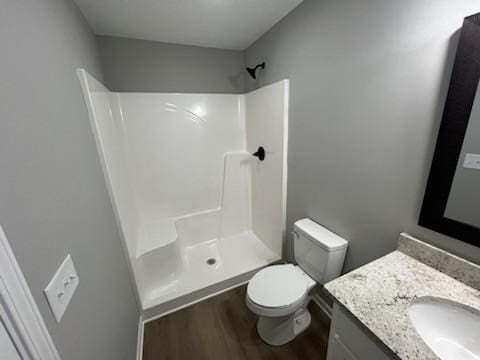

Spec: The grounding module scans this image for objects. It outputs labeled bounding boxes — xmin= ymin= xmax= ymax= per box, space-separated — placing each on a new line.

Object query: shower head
xmin=246 ymin=62 xmax=265 ymax=80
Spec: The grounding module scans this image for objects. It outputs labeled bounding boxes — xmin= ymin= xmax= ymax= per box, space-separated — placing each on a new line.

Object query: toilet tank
xmin=293 ymin=218 xmax=348 ymax=284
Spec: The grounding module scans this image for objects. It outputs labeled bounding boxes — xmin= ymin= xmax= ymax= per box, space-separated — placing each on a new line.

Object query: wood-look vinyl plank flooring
xmin=143 ymin=285 xmax=331 ymax=360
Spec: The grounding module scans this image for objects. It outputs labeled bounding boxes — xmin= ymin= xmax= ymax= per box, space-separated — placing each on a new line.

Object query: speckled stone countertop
xmin=324 ymin=235 xmax=480 ymax=360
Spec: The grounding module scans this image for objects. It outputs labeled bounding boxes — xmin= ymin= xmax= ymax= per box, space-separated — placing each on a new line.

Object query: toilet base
xmin=257 ymin=307 xmax=312 ymax=346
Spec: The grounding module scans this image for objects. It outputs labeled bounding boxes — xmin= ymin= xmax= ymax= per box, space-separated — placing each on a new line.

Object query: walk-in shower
xmin=78 ymin=69 xmax=289 ymax=314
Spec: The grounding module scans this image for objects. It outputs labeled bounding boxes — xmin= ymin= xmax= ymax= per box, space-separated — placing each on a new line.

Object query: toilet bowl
xmin=246 ymin=264 xmax=316 ymax=345
xmin=246 ymin=218 xmax=348 ymax=346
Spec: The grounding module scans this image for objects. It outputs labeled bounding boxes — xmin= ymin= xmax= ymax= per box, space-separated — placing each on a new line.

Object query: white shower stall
xmin=78 ymin=69 xmax=288 ymax=313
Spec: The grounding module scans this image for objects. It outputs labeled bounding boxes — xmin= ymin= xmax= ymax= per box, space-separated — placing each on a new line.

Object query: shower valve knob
xmin=253 ymin=146 xmax=265 ymax=161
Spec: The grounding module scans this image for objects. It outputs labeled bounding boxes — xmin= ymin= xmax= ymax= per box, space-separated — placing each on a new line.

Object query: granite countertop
xmin=324 ymin=243 xmax=480 ymax=360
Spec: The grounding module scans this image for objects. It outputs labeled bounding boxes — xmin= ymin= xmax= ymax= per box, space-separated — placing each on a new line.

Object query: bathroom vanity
xmin=327 ymin=303 xmax=392 ymax=360
xmin=325 ymin=233 xmax=480 ymax=360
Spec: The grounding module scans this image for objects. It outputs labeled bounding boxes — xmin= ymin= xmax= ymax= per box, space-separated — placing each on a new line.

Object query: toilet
xmin=246 ymin=218 xmax=348 ymax=346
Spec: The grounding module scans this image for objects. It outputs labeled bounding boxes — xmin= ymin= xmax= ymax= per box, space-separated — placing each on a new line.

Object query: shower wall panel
xmin=246 ymin=80 xmax=289 ymax=257
xmin=116 ymin=93 xmax=244 ymax=222
xmin=78 ymin=70 xmax=140 ymax=257
xmin=115 ymin=93 xmax=248 ymax=256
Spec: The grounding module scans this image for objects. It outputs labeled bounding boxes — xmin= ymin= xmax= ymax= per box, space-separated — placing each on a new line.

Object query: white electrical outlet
xmin=463 ymin=153 xmax=480 ymax=170
xmin=44 ymin=254 xmax=79 ymax=323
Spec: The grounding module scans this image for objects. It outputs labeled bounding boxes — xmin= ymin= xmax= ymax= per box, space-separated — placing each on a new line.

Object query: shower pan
xmin=78 ymin=69 xmax=289 ymax=315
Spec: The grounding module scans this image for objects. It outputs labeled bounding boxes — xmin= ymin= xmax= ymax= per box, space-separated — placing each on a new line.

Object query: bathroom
xmin=1 ymin=0 xmax=480 ymax=359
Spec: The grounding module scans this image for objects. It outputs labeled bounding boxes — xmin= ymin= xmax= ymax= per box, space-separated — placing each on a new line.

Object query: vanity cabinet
xmin=327 ymin=303 xmax=395 ymax=360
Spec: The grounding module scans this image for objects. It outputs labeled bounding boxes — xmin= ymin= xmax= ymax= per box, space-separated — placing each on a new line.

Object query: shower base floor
xmin=141 ymin=231 xmax=281 ymax=311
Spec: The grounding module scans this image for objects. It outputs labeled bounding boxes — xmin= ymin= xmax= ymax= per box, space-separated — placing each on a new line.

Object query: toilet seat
xmin=247 ymin=264 xmax=315 ymax=309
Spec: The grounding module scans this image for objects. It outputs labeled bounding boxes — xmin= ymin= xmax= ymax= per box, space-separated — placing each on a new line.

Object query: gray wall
xmin=0 ymin=1 xmax=139 ymax=359
xmin=97 ymin=35 xmax=246 ymax=93
xmin=445 ymin=81 xmax=480 ymax=227
xmin=246 ymin=0 xmax=480 ymax=270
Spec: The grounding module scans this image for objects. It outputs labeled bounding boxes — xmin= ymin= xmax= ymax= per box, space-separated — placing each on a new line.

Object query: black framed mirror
xmin=419 ymin=13 xmax=480 ymax=246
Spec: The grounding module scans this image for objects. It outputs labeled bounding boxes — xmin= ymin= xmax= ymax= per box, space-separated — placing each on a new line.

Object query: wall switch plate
xmin=463 ymin=153 xmax=480 ymax=170
xmin=44 ymin=254 xmax=79 ymax=323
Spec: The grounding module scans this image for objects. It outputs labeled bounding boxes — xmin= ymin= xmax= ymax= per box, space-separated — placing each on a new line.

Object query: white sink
xmin=408 ymin=297 xmax=480 ymax=360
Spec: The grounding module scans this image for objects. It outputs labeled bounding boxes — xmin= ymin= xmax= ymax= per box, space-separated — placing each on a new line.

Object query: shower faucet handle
xmin=252 ymin=146 xmax=266 ymax=161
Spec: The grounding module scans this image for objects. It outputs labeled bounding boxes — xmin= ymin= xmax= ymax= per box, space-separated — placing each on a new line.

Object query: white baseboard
xmin=136 ymin=315 xmax=144 ymax=360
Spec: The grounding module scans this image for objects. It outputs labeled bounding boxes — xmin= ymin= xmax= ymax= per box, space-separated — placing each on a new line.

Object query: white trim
xmin=0 ymin=296 xmax=30 ymax=359
xmin=136 ymin=315 xmax=144 ymax=360
xmin=281 ymin=80 xmax=289 ymax=259
xmin=0 ymin=225 xmax=60 ymax=359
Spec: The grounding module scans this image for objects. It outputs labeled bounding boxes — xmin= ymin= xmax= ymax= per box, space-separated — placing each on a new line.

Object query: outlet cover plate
xmin=463 ymin=153 xmax=480 ymax=170
xmin=44 ymin=254 xmax=79 ymax=323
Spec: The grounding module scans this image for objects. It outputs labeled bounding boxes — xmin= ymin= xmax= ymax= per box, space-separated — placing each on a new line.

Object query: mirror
xmin=419 ymin=13 xmax=480 ymax=246
xmin=444 ymin=82 xmax=480 ymax=228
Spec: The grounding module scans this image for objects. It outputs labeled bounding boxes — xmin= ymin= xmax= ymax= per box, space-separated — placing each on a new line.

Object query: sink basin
xmin=408 ymin=297 xmax=480 ymax=360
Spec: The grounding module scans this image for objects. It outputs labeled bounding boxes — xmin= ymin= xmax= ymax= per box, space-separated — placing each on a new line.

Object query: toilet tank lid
xmin=294 ymin=218 xmax=348 ymax=251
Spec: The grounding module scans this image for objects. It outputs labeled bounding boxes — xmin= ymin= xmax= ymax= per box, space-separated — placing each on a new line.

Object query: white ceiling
xmin=73 ymin=0 xmax=303 ymax=50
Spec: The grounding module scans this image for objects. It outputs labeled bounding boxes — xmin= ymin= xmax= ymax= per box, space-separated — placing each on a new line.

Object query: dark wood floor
xmin=143 ymin=285 xmax=331 ymax=360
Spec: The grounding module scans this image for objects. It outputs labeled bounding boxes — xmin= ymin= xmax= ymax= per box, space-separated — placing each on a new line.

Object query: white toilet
xmin=246 ymin=218 xmax=348 ymax=346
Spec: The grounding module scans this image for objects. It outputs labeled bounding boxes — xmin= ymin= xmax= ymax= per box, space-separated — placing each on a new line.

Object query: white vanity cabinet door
xmin=328 ymin=333 xmax=359 ymax=360
xmin=327 ymin=303 xmax=393 ymax=360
